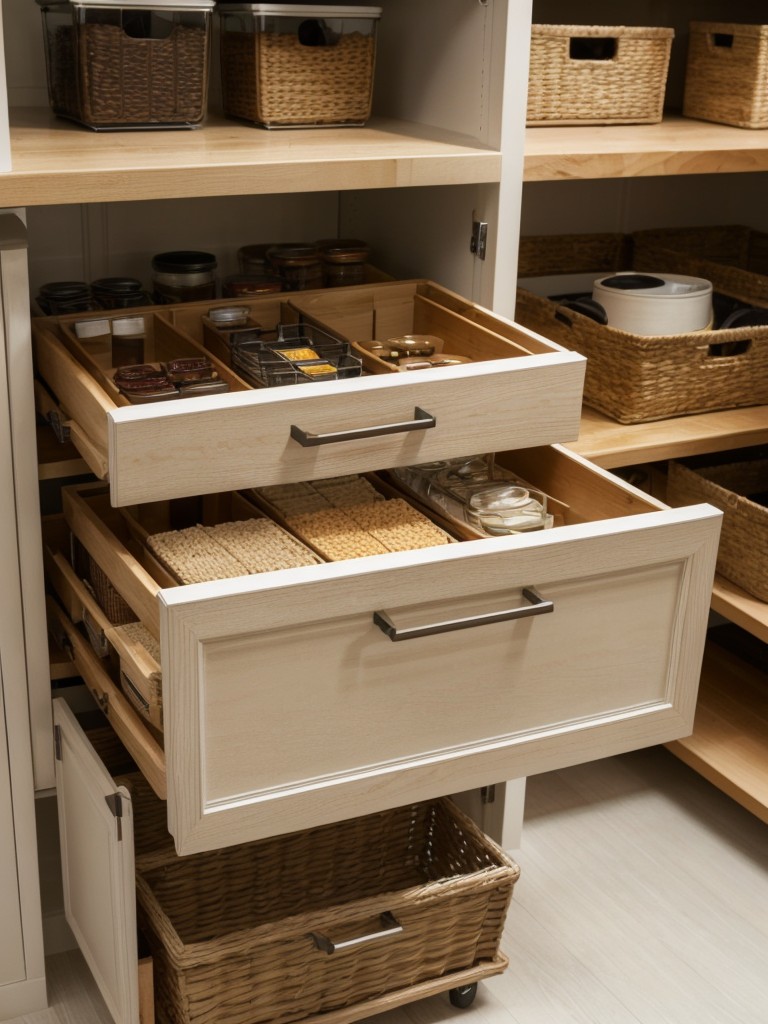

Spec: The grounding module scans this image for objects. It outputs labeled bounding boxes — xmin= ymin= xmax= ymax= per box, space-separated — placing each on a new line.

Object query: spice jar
xmin=267 ymin=244 xmax=323 ymax=292
xmin=92 ymin=277 xmax=151 ymax=310
xmin=316 ymin=238 xmax=370 ymax=288
xmin=37 ymin=281 xmax=97 ymax=315
xmin=151 ymin=251 xmax=217 ymax=304
xmin=222 ymin=273 xmax=282 ymax=298
xmin=237 ymin=243 xmax=274 ymax=275
xmin=111 ymin=316 xmax=146 ymax=367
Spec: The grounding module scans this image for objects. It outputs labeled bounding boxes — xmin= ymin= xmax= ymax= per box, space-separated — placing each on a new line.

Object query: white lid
xmin=74 ymin=318 xmax=110 ymax=339
xmin=111 ymin=316 xmax=146 ymax=336
xmin=218 ymin=4 xmax=381 ymax=17
xmin=38 ymin=0 xmax=215 ymax=10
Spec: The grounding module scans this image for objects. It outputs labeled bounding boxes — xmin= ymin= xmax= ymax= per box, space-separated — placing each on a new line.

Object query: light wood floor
xmin=9 ymin=747 xmax=768 ymax=1024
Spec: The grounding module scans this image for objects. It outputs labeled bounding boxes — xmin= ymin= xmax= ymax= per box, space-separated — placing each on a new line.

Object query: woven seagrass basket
xmin=683 ymin=22 xmax=768 ymax=129
xmin=41 ymin=7 xmax=211 ymax=129
xmin=220 ymin=8 xmax=379 ymax=128
xmin=136 ymin=798 xmax=518 ymax=1024
xmin=667 ymin=452 xmax=768 ymax=602
xmin=527 ymin=25 xmax=674 ymax=125
xmin=516 ymin=232 xmax=768 ymax=423
xmin=633 ymin=225 xmax=768 ymax=309
xmin=87 ymin=555 xmax=136 ymax=625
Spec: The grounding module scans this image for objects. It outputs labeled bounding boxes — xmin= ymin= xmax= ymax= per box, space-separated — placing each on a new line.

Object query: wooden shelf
xmin=524 ymin=114 xmax=768 ymax=182
xmin=0 ymin=108 xmax=501 ymax=207
xmin=711 ymin=577 xmax=768 ymax=646
xmin=667 ymin=640 xmax=768 ymax=825
xmin=567 ymin=405 xmax=768 ymax=469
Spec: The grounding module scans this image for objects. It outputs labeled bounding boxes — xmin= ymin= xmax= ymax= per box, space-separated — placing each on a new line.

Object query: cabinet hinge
xmin=470 ymin=220 xmax=488 ymax=260
xmin=105 ymin=793 xmax=123 ymax=841
xmin=54 ymin=724 xmax=62 ymax=761
xmin=47 ymin=408 xmax=71 ymax=444
xmin=481 ymin=784 xmax=496 ymax=805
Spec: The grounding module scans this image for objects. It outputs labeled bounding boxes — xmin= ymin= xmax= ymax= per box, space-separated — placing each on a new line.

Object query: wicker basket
xmin=219 ymin=6 xmax=380 ymax=128
xmin=683 ymin=22 xmax=768 ymax=129
xmin=632 ymin=225 xmax=768 ymax=309
xmin=516 ymin=232 xmax=768 ymax=423
xmin=667 ymin=451 xmax=768 ymax=601
xmin=136 ymin=798 xmax=518 ymax=1024
xmin=39 ymin=2 xmax=212 ymax=129
xmin=527 ymin=25 xmax=674 ymax=126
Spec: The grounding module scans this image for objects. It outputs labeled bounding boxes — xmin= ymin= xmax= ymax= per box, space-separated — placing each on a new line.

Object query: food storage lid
xmin=37 ymin=0 xmax=215 ymax=9
xmin=216 ymin=4 xmax=381 ymax=17
xmin=152 ymin=251 xmax=217 ymax=273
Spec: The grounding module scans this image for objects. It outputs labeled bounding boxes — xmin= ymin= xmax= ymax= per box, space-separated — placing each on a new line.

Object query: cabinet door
xmin=0 ymin=674 xmax=25 ymax=989
xmin=53 ymin=700 xmax=139 ymax=1024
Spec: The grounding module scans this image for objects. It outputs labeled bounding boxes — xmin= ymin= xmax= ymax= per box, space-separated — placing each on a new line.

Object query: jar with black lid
xmin=91 ymin=277 xmax=152 ymax=310
xmin=36 ymin=281 xmax=98 ymax=315
xmin=237 ymin=243 xmax=274 ymax=275
xmin=151 ymin=251 xmax=217 ymax=304
xmin=316 ymin=238 xmax=370 ymax=288
xmin=267 ymin=244 xmax=323 ymax=292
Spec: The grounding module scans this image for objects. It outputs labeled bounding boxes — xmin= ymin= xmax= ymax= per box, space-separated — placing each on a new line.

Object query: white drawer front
xmin=108 ymin=355 xmax=584 ymax=505
xmin=160 ymin=503 xmax=720 ymax=855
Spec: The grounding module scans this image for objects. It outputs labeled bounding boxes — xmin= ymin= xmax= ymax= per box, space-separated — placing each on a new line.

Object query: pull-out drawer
xmin=32 ymin=281 xmax=585 ymax=506
xmin=55 ymin=446 xmax=721 ymax=856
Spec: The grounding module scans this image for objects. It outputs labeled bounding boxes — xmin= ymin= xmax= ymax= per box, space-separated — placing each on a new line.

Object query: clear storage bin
xmin=37 ymin=0 xmax=214 ymax=130
xmin=217 ymin=3 xmax=382 ymax=128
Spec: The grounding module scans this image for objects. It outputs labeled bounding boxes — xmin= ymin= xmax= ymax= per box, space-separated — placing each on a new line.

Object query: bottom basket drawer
xmin=667 ymin=449 xmax=768 ymax=602
xmin=135 ymin=799 xmax=519 ymax=1024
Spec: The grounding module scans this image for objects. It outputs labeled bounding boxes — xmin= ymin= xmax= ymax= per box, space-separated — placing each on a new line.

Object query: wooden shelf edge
xmin=1 ymin=109 xmax=502 ymax=206
xmin=666 ymin=642 xmax=768 ymax=824
xmin=524 ymin=114 xmax=768 ymax=182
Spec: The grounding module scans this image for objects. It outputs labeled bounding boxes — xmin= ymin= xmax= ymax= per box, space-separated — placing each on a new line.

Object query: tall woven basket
xmin=136 ymin=798 xmax=519 ymax=1024
xmin=527 ymin=25 xmax=673 ymax=125
xmin=667 ymin=452 xmax=768 ymax=602
xmin=683 ymin=22 xmax=768 ymax=129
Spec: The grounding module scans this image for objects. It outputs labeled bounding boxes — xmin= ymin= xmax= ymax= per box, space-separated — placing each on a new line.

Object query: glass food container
xmin=151 ymin=250 xmax=218 ymax=303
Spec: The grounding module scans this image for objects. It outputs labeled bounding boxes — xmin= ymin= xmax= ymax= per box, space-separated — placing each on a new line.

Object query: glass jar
xmin=267 ymin=244 xmax=323 ymax=292
xmin=37 ymin=281 xmax=97 ymax=315
xmin=316 ymin=238 xmax=370 ymax=288
xmin=91 ymin=277 xmax=151 ymax=310
xmin=222 ymin=273 xmax=282 ymax=298
xmin=111 ymin=316 xmax=147 ymax=368
xmin=151 ymin=251 xmax=217 ymax=304
xmin=237 ymin=243 xmax=274 ymax=275
xmin=465 ymin=486 xmax=550 ymax=535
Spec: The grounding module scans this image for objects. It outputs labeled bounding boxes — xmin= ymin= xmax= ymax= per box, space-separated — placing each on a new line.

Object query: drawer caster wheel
xmin=449 ymin=983 xmax=477 ymax=1009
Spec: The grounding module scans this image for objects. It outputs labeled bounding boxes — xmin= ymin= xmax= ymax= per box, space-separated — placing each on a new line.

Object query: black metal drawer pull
xmin=373 ymin=586 xmax=554 ymax=642
xmin=290 ymin=407 xmax=435 ymax=447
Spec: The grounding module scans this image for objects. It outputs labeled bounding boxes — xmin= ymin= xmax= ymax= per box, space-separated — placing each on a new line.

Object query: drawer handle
xmin=309 ymin=912 xmax=403 ymax=955
xmin=290 ymin=407 xmax=436 ymax=447
xmin=373 ymin=586 xmax=554 ymax=642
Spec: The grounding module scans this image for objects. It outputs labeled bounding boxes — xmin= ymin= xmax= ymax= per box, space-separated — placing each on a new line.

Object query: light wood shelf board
xmin=524 ymin=114 xmax=768 ymax=181
xmin=567 ymin=405 xmax=768 ymax=469
xmin=49 ymin=642 xmax=78 ymax=682
xmin=711 ymin=577 xmax=768 ymax=645
xmin=667 ymin=641 xmax=768 ymax=824
xmin=1 ymin=109 xmax=501 ymax=206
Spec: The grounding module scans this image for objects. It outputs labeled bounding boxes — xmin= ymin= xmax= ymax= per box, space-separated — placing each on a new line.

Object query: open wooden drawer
xmin=32 ymin=281 xmax=586 ymax=506
xmin=54 ymin=445 xmax=721 ymax=857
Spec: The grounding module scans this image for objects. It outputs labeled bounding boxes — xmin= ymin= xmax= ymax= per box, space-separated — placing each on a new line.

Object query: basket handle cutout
xmin=712 ymin=33 xmax=735 ymax=48
xmin=569 ymin=37 xmax=617 ymax=61
xmin=298 ymin=19 xmax=340 ymax=47
xmin=707 ymin=339 xmax=752 ymax=359
xmin=121 ymin=12 xmax=176 ymax=40
xmin=309 ymin=912 xmax=403 ymax=955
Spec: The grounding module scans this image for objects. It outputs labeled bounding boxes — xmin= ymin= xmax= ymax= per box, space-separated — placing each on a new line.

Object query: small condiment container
xmin=222 ymin=273 xmax=282 ymax=297
xmin=465 ymin=486 xmax=550 ymax=536
xmin=151 ymin=251 xmax=217 ymax=304
xmin=37 ymin=281 xmax=97 ymax=315
xmin=316 ymin=238 xmax=370 ymax=288
xmin=91 ymin=277 xmax=151 ymax=310
xmin=111 ymin=316 xmax=146 ymax=367
xmin=267 ymin=244 xmax=323 ymax=291
xmin=386 ymin=334 xmax=442 ymax=357
xmin=73 ymin=317 xmax=112 ymax=360
xmin=206 ymin=306 xmax=252 ymax=328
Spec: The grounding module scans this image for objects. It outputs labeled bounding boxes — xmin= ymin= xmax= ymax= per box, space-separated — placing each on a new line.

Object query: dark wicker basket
xmin=136 ymin=798 xmax=518 ymax=1024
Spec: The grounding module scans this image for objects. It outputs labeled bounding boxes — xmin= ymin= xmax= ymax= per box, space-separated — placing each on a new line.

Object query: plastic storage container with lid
xmin=217 ymin=4 xmax=382 ymax=128
xmin=36 ymin=0 xmax=215 ymax=130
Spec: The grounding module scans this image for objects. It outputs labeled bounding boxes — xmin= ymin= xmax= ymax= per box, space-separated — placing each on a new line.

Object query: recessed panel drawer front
xmin=160 ymin=502 xmax=720 ymax=855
